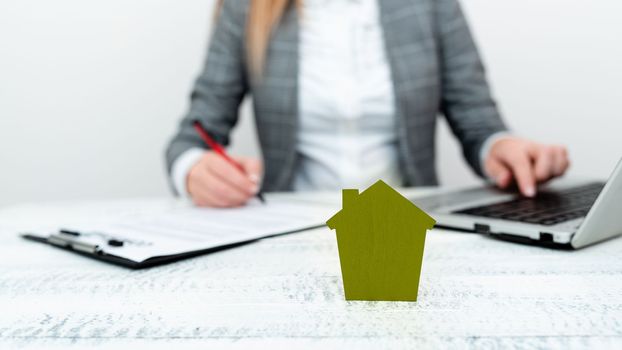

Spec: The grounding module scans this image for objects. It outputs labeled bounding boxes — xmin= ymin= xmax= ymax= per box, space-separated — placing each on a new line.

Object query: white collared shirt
xmin=293 ymin=0 xmax=402 ymax=191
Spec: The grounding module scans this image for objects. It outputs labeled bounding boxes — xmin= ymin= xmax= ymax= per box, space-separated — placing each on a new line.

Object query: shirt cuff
xmin=171 ymin=147 xmax=206 ymax=198
xmin=479 ymin=131 xmax=513 ymax=181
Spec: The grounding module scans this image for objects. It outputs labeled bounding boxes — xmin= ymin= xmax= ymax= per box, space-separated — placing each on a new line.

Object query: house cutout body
xmin=326 ymin=180 xmax=436 ymax=302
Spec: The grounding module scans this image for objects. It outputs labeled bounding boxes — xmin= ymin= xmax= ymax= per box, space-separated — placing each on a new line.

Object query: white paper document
xmin=52 ymin=199 xmax=336 ymax=264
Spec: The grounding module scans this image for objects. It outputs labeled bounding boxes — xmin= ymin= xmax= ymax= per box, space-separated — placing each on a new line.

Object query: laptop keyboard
xmin=453 ymin=182 xmax=605 ymax=226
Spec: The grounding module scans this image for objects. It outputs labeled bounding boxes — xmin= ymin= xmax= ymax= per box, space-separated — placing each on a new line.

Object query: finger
xmin=206 ymin=155 xmax=257 ymax=196
xmin=552 ymin=146 xmax=570 ymax=176
xmin=189 ymin=165 xmax=248 ymax=207
xmin=534 ymin=146 xmax=555 ymax=182
xmin=203 ymin=188 xmax=239 ymax=208
xmin=504 ymin=152 xmax=537 ymax=197
xmin=203 ymin=170 xmax=250 ymax=206
xmin=485 ymin=158 xmax=512 ymax=189
xmin=194 ymin=187 xmax=234 ymax=208
xmin=191 ymin=192 xmax=209 ymax=207
xmin=194 ymin=193 xmax=224 ymax=208
xmin=188 ymin=168 xmax=230 ymax=207
xmin=235 ymin=157 xmax=263 ymax=184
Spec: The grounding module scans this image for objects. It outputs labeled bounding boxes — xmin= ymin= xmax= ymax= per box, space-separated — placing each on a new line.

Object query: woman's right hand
xmin=187 ymin=151 xmax=263 ymax=208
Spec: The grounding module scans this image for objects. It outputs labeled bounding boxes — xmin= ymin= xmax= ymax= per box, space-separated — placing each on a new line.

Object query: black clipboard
xmin=20 ymin=225 xmax=323 ymax=269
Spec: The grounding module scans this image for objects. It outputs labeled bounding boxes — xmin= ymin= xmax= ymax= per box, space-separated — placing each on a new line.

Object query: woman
xmin=166 ymin=0 xmax=569 ymax=207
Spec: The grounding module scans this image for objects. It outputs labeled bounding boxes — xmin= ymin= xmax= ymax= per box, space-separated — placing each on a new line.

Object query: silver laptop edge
xmin=571 ymin=159 xmax=622 ymax=248
xmin=413 ymin=159 xmax=622 ymax=249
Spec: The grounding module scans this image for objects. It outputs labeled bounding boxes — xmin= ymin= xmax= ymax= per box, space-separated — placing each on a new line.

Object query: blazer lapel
xmin=253 ymin=6 xmax=299 ymax=190
xmin=378 ymin=0 xmax=437 ymax=185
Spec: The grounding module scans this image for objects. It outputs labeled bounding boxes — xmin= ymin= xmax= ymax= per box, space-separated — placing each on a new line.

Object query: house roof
xmin=326 ymin=180 xmax=436 ymax=230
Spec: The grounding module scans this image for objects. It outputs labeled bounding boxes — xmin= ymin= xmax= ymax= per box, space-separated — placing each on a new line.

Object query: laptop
xmin=412 ymin=159 xmax=622 ymax=249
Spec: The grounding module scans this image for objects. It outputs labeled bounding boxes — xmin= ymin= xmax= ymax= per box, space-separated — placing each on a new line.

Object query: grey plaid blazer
xmin=165 ymin=0 xmax=507 ymax=193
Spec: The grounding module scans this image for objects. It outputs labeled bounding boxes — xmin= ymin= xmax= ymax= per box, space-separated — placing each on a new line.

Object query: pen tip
xmin=257 ymin=193 xmax=266 ymax=203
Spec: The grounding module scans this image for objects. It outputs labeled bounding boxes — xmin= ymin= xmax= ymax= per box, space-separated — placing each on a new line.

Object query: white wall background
xmin=1 ymin=0 xmax=621 ymax=207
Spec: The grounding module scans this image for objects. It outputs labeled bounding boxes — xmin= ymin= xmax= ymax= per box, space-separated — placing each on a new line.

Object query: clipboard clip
xmin=48 ymin=233 xmax=103 ymax=255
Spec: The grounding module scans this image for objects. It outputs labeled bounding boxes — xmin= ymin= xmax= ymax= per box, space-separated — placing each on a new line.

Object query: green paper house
xmin=326 ymin=180 xmax=436 ymax=302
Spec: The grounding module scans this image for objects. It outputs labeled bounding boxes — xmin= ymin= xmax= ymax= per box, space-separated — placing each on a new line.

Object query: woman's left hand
xmin=485 ymin=136 xmax=570 ymax=197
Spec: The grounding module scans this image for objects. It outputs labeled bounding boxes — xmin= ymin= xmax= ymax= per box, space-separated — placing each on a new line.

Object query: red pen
xmin=193 ymin=121 xmax=265 ymax=203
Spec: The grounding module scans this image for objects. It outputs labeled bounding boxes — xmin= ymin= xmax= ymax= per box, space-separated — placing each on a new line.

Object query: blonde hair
xmin=216 ymin=0 xmax=301 ymax=78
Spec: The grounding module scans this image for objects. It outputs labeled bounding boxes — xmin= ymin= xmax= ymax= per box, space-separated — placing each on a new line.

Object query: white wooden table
xmin=1 ymin=194 xmax=622 ymax=349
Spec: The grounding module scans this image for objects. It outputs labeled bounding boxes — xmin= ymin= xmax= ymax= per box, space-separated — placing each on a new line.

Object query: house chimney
xmin=342 ymin=189 xmax=358 ymax=208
